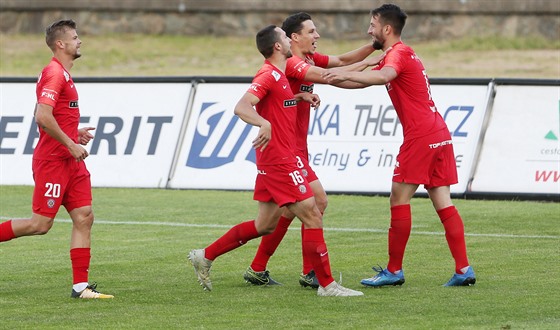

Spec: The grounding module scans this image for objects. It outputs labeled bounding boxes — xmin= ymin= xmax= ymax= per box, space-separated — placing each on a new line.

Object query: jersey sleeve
xmin=285 ymin=56 xmax=310 ymax=81
xmin=36 ymin=65 xmax=65 ymax=107
xmin=247 ymin=70 xmax=271 ymax=100
xmin=312 ymin=52 xmax=330 ymax=69
xmin=382 ymin=47 xmax=405 ymax=75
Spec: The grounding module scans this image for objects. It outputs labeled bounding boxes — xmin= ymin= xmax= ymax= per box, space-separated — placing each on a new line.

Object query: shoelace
xmin=371 ymin=265 xmax=384 ymax=275
xmin=86 ymin=283 xmax=101 ymax=293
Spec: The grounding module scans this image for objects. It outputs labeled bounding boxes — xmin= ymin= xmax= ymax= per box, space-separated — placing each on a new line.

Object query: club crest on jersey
xmin=69 ymin=100 xmax=78 ymax=108
xmin=47 ymin=199 xmax=55 ymax=208
xmin=299 ymin=84 xmax=314 ymax=93
xmin=283 ymin=99 xmax=297 ymax=107
xmin=271 ymin=70 xmax=281 ymax=81
xmin=63 ymin=71 xmax=70 ymax=82
xmin=298 ymin=184 xmax=307 ymax=194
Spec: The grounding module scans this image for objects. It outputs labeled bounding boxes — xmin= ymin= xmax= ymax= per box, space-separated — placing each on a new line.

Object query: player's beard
xmin=286 ymin=49 xmax=293 ymax=58
xmin=372 ymin=40 xmax=383 ymax=50
xmin=73 ymin=52 xmax=82 ymax=60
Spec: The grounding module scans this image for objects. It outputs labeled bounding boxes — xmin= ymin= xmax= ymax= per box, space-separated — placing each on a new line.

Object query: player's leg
xmin=288 ymin=197 xmax=363 ymax=296
xmin=248 ymin=206 xmax=294 ymax=273
xmin=428 ymin=186 xmax=475 ymax=286
xmin=66 ymin=161 xmax=112 ymax=298
xmin=0 ymin=213 xmax=54 ymax=242
xmin=298 ymin=178 xmax=327 ymax=288
xmin=387 ymin=181 xmax=418 ymax=273
xmin=190 ymin=201 xmax=280 ymax=291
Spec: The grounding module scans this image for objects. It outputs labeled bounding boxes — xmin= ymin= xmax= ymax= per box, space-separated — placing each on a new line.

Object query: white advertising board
xmin=470 ymin=85 xmax=560 ymax=194
xmin=0 ymin=82 xmax=192 ymax=188
xmin=168 ymin=83 xmax=259 ymax=189
xmin=169 ymin=82 xmax=490 ymax=194
xmin=307 ymin=83 xmax=491 ymax=194
xmin=0 ymin=83 xmax=37 ymax=185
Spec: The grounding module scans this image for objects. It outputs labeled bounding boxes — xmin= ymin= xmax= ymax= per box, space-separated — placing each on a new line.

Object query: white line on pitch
xmin=41 ymin=218 xmax=560 ymax=240
xmin=2 ymin=217 xmax=558 ymax=239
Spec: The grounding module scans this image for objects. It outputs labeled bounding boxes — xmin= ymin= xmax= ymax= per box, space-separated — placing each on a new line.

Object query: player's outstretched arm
xmin=327 ymin=43 xmax=375 ymax=68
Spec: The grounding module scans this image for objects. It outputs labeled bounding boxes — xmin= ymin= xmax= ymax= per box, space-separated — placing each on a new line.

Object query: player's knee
xmin=33 ymin=219 xmax=54 ymax=235
xmin=72 ymin=210 xmax=94 ymax=229
xmin=316 ymin=197 xmax=328 ymax=214
xmin=259 ymin=222 xmax=277 ymax=235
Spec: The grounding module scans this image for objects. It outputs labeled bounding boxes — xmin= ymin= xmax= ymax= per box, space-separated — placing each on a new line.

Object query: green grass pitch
xmin=1 ymin=186 xmax=559 ymax=329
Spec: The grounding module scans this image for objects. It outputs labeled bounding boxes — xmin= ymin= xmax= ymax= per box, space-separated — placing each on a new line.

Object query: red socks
xmin=70 ymin=248 xmax=91 ymax=284
xmin=301 ymin=223 xmax=313 ymax=274
xmin=438 ymin=206 xmax=469 ymax=273
xmin=250 ymin=216 xmax=292 ymax=272
xmin=205 ymin=220 xmax=259 ymax=261
xmin=0 ymin=220 xmax=15 ymax=242
xmin=302 ymin=228 xmax=334 ymax=287
xmin=387 ymin=204 xmax=412 ymax=274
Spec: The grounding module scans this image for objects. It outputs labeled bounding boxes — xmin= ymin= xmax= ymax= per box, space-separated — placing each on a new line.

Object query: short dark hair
xmin=45 ymin=19 xmax=77 ymax=51
xmin=281 ymin=12 xmax=312 ymax=37
xmin=256 ymin=25 xmax=279 ymax=58
xmin=371 ymin=4 xmax=407 ymax=35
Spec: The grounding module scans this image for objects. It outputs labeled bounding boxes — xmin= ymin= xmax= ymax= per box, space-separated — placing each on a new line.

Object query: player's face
xmin=61 ymin=29 xmax=82 ymax=59
xmin=368 ymin=15 xmax=385 ymax=50
xmin=297 ymin=19 xmax=320 ymax=55
xmin=276 ymin=27 xmax=292 ymax=58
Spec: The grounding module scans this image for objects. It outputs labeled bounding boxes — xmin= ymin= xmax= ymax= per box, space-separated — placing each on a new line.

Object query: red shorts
xmin=253 ymin=162 xmax=314 ymax=207
xmin=32 ymin=158 xmax=92 ymax=218
xmin=295 ymin=150 xmax=319 ymax=183
xmin=393 ymin=129 xmax=458 ymax=189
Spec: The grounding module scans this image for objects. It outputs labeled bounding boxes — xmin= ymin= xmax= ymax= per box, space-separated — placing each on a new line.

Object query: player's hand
xmin=303 ymin=93 xmax=321 ymax=109
xmin=253 ymin=120 xmax=271 ymax=152
xmin=322 ymin=68 xmax=346 ymax=84
xmin=78 ymin=127 xmax=95 ymax=145
xmin=364 ymin=46 xmax=392 ymax=67
xmin=68 ymin=143 xmax=89 ymax=162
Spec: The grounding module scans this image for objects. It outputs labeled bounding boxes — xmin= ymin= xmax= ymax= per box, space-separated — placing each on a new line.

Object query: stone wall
xmin=0 ymin=0 xmax=558 ymax=40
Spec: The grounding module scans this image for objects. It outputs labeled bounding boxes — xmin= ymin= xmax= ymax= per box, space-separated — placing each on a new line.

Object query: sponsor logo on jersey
xmin=69 ymin=100 xmax=79 ymax=108
xmin=284 ymin=99 xmax=297 ymax=107
xmin=41 ymin=91 xmax=56 ymax=101
xmin=429 ymin=139 xmax=453 ymax=149
xmin=299 ymin=84 xmax=314 ymax=93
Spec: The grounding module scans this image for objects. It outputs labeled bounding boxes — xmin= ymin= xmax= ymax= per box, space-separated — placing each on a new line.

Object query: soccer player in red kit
xmin=243 ymin=12 xmax=387 ymax=289
xmin=0 ymin=19 xmax=113 ymax=298
xmin=187 ymin=25 xmax=363 ymax=296
xmin=323 ymin=4 xmax=476 ymax=287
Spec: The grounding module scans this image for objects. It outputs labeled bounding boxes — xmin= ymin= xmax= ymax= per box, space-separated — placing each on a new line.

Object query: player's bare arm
xmin=34 ymin=102 xmax=89 ymax=161
xmin=328 ymin=43 xmax=375 ymax=67
xmin=302 ymin=48 xmax=391 ymax=88
xmin=234 ymin=92 xmax=271 ymax=151
xmin=295 ymin=92 xmax=320 ymax=109
xmin=322 ymin=66 xmax=398 ymax=86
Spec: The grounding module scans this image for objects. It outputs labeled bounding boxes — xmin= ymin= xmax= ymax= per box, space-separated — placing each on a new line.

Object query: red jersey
xmin=34 ymin=57 xmax=80 ymax=160
xmin=285 ymin=52 xmax=329 ymax=155
xmin=375 ymin=42 xmax=447 ymax=140
xmin=247 ymin=60 xmax=298 ymax=166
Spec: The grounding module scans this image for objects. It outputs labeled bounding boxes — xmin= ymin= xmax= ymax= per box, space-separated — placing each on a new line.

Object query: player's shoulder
xmin=255 ymin=62 xmax=285 ymax=83
xmin=40 ymin=59 xmax=70 ymax=82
